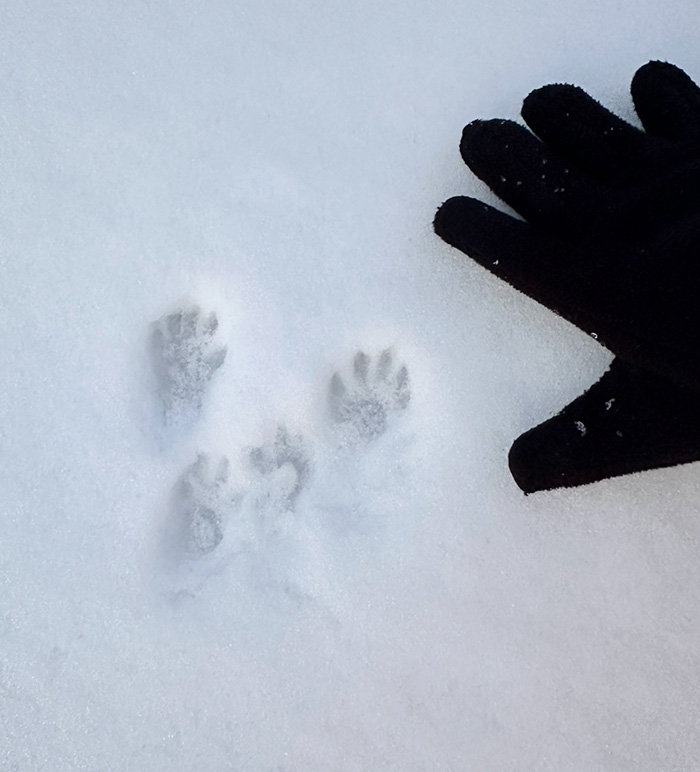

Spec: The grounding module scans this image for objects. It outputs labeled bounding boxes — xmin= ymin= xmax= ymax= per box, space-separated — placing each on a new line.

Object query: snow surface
xmin=2 ymin=1 xmax=700 ymax=770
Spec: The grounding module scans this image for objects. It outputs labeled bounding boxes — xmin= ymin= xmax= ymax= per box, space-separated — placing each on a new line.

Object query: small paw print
xmin=329 ymin=349 xmax=410 ymax=441
xmin=151 ymin=305 xmax=227 ymax=423
xmin=249 ymin=426 xmax=311 ymax=511
xmin=173 ymin=453 xmax=241 ymax=557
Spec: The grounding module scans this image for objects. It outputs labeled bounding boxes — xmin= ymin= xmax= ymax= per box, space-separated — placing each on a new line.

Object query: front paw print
xmin=249 ymin=426 xmax=312 ymax=512
xmin=173 ymin=453 xmax=241 ymax=557
xmin=329 ymin=349 xmax=410 ymax=442
xmin=151 ymin=305 xmax=227 ymax=423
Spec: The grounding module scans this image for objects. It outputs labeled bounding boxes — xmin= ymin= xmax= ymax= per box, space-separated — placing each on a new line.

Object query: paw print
xmin=329 ymin=350 xmax=410 ymax=441
xmin=172 ymin=453 xmax=241 ymax=557
xmin=249 ymin=426 xmax=312 ymax=511
xmin=151 ymin=305 xmax=227 ymax=423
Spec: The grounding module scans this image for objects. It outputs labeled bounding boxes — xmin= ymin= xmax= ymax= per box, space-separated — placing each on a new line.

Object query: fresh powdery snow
xmin=2 ymin=1 xmax=700 ymax=770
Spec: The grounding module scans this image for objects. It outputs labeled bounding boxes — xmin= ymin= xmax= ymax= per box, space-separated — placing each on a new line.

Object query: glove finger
xmin=521 ymin=84 xmax=658 ymax=184
xmin=435 ymin=195 xmax=543 ymax=267
xmin=631 ymin=60 xmax=700 ymax=141
xmin=433 ymin=196 xmax=597 ymax=316
xmin=460 ymin=119 xmax=603 ymax=233
xmin=509 ymin=359 xmax=700 ymax=493
xmin=434 ymin=197 xmax=648 ymax=352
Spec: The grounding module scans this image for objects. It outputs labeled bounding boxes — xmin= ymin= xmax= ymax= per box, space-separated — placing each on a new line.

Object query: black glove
xmin=434 ymin=61 xmax=700 ymax=492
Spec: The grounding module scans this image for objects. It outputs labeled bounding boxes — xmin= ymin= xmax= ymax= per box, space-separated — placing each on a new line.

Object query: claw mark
xmin=150 ymin=305 xmax=227 ymax=423
xmin=329 ymin=349 xmax=411 ymax=441
xmin=249 ymin=426 xmax=311 ymax=510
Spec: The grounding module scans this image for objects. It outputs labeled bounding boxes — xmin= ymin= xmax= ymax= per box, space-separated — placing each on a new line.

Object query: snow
xmin=2 ymin=1 xmax=700 ymax=769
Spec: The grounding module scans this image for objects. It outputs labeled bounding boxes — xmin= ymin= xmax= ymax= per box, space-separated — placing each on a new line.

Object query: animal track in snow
xmin=167 ymin=427 xmax=310 ymax=565
xmin=150 ymin=305 xmax=227 ymax=424
xmin=329 ymin=350 xmax=410 ymax=442
xmin=249 ymin=426 xmax=312 ymax=512
xmin=171 ymin=453 xmax=242 ymax=558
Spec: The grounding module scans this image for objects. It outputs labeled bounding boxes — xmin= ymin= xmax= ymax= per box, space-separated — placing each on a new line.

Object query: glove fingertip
xmin=434 ymin=196 xmax=521 ymax=264
xmin=521 ymin=83 xmax=585 ymax=130
xmin=434 ymin=195 xmax=483 ymax=247
xmin=631 ymin=60 xmax=700 ymax=139
xmin=508 ymin=430 xmax=556 ymax=494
